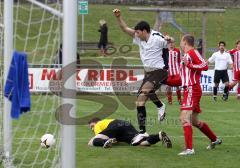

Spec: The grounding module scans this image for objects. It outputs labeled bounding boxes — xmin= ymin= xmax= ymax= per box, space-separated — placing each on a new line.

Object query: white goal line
xmin=12 ymin=135 xmax=240 ymax=140
xmin=26 ymin=0 xmax=63 ymax=18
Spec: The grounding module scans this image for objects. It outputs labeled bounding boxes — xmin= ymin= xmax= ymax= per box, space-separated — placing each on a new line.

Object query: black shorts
xmin=99 ymin=120 xmax=138 ymax=144
xmin=137 ymin=69 xmax=168 ymax=96
xmin=214 ymin=70 xmax=229 ymax=84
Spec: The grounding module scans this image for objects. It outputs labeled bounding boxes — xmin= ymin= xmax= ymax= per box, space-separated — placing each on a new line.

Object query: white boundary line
xmin=11 ymin=135 xmax=240 ymax=140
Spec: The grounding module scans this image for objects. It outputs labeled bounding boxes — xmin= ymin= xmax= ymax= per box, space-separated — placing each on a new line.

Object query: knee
xmin=179 ymin=113 xmax=191 ymax=125
xmin=136 ymin=99 xmax=146 ymax=106
xmin=88 ymin=137 xmax=95 ymax=146
xmin=136 ymin=91 xmax=149 ymax=106
xmin=192 ymin=120 xmax=199 ymax=127
xmin=179 ymin=115 xmax=189 ymax=125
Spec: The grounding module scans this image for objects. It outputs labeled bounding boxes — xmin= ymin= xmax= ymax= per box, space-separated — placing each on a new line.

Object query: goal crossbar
xmin=26 ymin=0 xmax=63 ymax=18
xmin=129 ymin=7 xmax=226 ymax=13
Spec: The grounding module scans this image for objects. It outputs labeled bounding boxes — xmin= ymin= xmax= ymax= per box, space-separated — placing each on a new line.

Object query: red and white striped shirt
xmin=168 ymin=48 xmax=181 ymax=76
xmin=180 ymin=49 xmax=208 ymax=87
xmin=229 ymin=49 xmax=240 ymax=72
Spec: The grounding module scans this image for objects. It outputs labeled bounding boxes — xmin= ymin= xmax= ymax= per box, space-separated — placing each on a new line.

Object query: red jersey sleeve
xmin=187 ymin=50 xmax=208 ymax=71
xmin=229 ymin=49 xmax=236 ymax=55
xmin=229 ymin=49 xmax=237 ymax=62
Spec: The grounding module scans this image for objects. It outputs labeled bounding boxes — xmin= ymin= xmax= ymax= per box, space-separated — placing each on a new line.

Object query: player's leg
xmin=229 ymin=80 xmax=238 ymax=90
xmin=114 ymin=120 xmax=145 ymax=145
xmin=137 ymin=81 xmax=165 ymax=133
xmin=88 ymin=134 xmax=116 ymax=148
xmin=178 ymin=86 xmax=195 ymax=155
xmin=166 ymin=86 xmax=172 ymax=104
xmin=229 ymin=70 xmax=240 ymax=98
xmin=191 ymin=84 xmax=222 ymax=149
xmin=222 ymin=70 xmax=230 ymax=101
xmin=88 ymin=134 xmax=109 ymax=146
xmin=178 ymin=109 xmax=195 ymax=155
xmin=237 ymin=71 xmax=240 ymax=99
xmin=176 ymin=86 xmax=182 ymax=105
xmin=213 ymin=70 xmax=220 ymax=101
xmin=192 ymin=112 xmax=222 ymax=149
xmin=147 ymin=69 xmax=168 ymax=121
xmin=237 ymin=82 xmax=240 ymax=99
xmin=136 ymin=81 xmax=150 ymax=133
xmin=139 ymin=131 xmax=172 ymax=148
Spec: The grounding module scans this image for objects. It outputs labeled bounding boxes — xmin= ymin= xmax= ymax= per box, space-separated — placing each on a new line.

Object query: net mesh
xmin=0 ymin=0 xmax=62 ymax=167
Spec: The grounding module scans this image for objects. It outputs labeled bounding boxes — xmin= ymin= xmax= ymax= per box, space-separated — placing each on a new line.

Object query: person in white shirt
xmin=113 ymin=9 xmax=172 ymax=134
xmin=208 ymin=41 xmax=233 ymax=101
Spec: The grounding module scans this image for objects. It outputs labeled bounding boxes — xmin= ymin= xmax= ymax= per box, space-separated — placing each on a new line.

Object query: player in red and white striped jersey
xmin=166 ymin=38 xmax=182 ymax=104
xmin=178 ymin=34 xmax=221 ymax=156
xmin=229 ymin=40 xmax=240 ymax=99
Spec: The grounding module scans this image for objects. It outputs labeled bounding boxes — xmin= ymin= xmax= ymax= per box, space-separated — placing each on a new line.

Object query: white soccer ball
xmin=40 ymin=134 xmax=56 ymax=148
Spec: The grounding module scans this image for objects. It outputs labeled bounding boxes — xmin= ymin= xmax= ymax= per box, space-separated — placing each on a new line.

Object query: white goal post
xmin=2 ymin=0 xmax=77 ymax=167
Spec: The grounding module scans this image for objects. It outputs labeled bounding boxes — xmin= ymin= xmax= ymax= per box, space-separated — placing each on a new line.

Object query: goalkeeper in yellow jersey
xmin=88 ymin=118 xmax=172 ymax=148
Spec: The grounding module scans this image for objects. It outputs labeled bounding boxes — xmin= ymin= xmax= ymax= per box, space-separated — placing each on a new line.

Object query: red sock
xmin=197 ymin=121 xmax=217 ymax=142
xmin=176 ymin=89 xmax=181 ymax=101
xmin=237 ymin=85 xmax=240 ymax=95
xmin=183 ymin=123 xmax=193 ymax=149
xmin=167 ymin=90 xmax=172 ymax=103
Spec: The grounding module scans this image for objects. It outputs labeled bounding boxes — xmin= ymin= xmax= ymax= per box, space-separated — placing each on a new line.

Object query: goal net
xmin=0 ymin=0 xmax=63 ymax=167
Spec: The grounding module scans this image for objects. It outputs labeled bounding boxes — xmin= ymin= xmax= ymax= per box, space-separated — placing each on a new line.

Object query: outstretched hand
xmin=113 ymin=8 xmax=121 ymax=17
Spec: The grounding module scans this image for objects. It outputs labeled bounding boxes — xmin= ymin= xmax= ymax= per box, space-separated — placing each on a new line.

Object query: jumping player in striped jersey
xmin=228 ymin=40 xmax=240 ymax=99
xmin=113 ymin=9 xmax=173 ymax=135
xmin=166 ymin=38 xmax=182 ymax=105
xmin=178 ymin=34 xmax=222 ymax=156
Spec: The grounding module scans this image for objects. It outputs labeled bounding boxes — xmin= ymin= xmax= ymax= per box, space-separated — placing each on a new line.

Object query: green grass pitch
xmin=4 ymin=3 xmax=240 ymax=168
xmin=76 ymin=95 xmax=240 ymax=168
xmin=10 ymin=95 xmax=240 ymax=168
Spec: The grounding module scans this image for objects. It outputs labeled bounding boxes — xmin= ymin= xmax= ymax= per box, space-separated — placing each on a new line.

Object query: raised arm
xmin=113 ymin=9 xmax=135 ymax=37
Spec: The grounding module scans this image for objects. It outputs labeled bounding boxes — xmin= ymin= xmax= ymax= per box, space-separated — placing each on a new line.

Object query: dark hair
xmin=182 ymin=34 xmax=194 ymax=47
xmin=236 ymin=39 xmax=240 ymax=45
xmin=88 ymin=117 xmax=101 ymax=124
xmin=134 ymin=21 xmax=150 ymax=33
xmin=218 ymin=41 xmax=226 ymax=46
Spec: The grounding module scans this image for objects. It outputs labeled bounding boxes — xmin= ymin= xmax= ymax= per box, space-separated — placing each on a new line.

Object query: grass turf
xmin=76 ymin=95 xmax=240 ymax=168
xmin=12 ymin=4 xmax=240 ymax=64
xmin=2 ymin=2 xmax=240 ymax=168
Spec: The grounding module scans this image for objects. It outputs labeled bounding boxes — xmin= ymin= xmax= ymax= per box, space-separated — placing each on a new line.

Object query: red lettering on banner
xmin=88 ymin=70 xmax=98 ymax=80
xmin=41 ymin=69 xmax=59 ymax=80
xmin=28 ymin=74 xmax=33 ymax=89
xmin=100 ymin=70 xmax=104 ymax=81
xmin=107 ymin=70 xmax=114 ymax=81
xmin=116 ymin=70 xmax=127 ymax=81
xmin=129 ymin=70 xmax=137 ymax=81
xmin=76 ymin=69 xmax=81 ymax=80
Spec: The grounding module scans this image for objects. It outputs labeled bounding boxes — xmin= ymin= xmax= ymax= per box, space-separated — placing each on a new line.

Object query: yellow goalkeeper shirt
xmin=93 ymin=119 xmax=115 ymax=135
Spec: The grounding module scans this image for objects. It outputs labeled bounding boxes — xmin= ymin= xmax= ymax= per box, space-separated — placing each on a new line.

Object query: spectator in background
xmin=98 ymin=19 xmax=108 ymax=56
xmin=208 ymin=41 xmax=233 ymax=101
